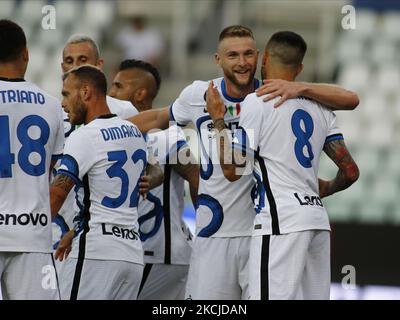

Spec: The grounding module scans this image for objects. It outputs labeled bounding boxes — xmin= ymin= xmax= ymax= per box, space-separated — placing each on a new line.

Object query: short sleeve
xmin=57 ymin=129 xmax=96 ymax=185
xmin=169 ymin=83 xmax=196 ymax=126
xmin=324 ymin=111 xmax=344 ymax=145
xmin=165 ymin=126 xmax=188 ymax=163
xmin=235 ymin=94 xmax=264 ymax=155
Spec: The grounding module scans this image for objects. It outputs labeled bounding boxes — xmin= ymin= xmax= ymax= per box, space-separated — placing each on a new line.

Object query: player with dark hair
xmin=125 ymin=25 xmax=359 ymax=299
xmin=109 ymin=59 xmax=161 ymax=112
xmin=109 ymin=59 xmax=198 ymax=300
xmin=52 ymin=65 xmax=147 ymax=300
xmin=206 ymin=31 xmax=359 ymax=299
xmin=0 ymin=20 xmax=64 ymax=300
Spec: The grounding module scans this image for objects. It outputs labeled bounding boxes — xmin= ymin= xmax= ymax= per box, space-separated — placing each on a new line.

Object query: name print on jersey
xmin=0 ymin=90 xmax=45 ymax=105
xmin=100 ymin=124 xmax=142 ymax=142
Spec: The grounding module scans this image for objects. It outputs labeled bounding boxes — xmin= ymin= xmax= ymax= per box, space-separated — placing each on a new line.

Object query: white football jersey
xmin=52 ymin=97 xmax=139 ymax=248
xmin=237 ymin=93 xmax=343 ymax=235
xmin=57 ymin=115 xmax=146 ymax=264
xmin=106 ymin=95 xmax=139 ymax=119
xmin=0 ymin=78 xmax=64 ymax=253
xmin=169 ymin=77 xmax=260 ymax=238
xmin=138 ymin=125 xmax=192 ymax=265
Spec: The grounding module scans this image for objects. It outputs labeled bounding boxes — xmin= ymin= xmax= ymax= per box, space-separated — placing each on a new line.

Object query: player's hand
xmin=206 ymin=81 xmax=226 ymax=121
xmin=139 ymin=175 xmax=150 ymax=200
xmin=255 ymin=79 xmax=306 ymax=108
xmin=55 ymin=230 xmax=74 ymax=261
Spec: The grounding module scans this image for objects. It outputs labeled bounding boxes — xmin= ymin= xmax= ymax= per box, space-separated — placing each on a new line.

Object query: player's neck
xmin=224 ymin=79 xmax=255 ymax=99
xmin=0 ymin=64 xmax=25 ymax=80
xmin=85 ymin=96 xmax=111 ymax=124
xmin=265 ymin=69 xmax=295 ymax=81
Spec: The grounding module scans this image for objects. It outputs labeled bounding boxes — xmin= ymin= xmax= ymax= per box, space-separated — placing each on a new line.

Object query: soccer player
xmin=53 ymin=36 xmax=163 ymax=252
xmin=0 ymin=20 xmax=64 ymax=300
xmin=62 ymin=34 xmax=139 ymax=118
xmin=109 ymin=59 xmax=199 ymax=300
xmin=205 ymin=31 xmax=360 ymax=299
xmin=52 ymin=66 xmax=146 ymax=300
xmin=126 ymin=25 xmax=359 ymax=299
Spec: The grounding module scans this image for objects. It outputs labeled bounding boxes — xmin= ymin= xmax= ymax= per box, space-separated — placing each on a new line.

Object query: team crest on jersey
xmin=226 ymin=103 xmax=241 ymax=117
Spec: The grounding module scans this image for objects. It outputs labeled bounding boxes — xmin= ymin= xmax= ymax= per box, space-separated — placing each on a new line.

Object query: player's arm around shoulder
xmin=255 ymin=79 xmax=359 ymax=110
xmin=127 ymin=107 xmax=170 ymax=134
xmin=319 ymin=139 xmax=360 ymax=198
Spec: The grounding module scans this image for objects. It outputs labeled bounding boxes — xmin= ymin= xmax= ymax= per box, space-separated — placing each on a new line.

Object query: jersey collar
xmin=0 ymin=76 xmax=25 ymax=82
xmin=221 ymin=78 xmax=260 ymax=103
xmin=96 ymin=114 xmax=117 ymax=120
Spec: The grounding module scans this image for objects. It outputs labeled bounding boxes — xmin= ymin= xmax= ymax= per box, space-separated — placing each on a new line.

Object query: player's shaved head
xmin=109 ymin=59 xmax=161 ymax=111
xmin=63 ymin=65 xmax=107 ymax=96
xmin=64 ymin=34 xmax=100 ymax=60
xmin=265 ymin=31 xmax=307 ymax=67
xmin=62 ymin=34 xmax=104 ymax=73
xmin=119 ymin=59 xmax=161 ymax=99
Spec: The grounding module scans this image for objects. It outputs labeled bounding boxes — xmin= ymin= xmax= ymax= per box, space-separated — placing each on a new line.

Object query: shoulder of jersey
xmin=182 ymin=80 xmax=211 ymax=106
xmin=106 ymin=95 xmax=139 ymax=116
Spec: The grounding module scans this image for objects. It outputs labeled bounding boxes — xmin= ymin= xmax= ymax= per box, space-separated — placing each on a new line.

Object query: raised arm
xmin=255 ymin=79 xmax=359 ymax=110
xmin=206 ymin=81 xmax=247 ymax=182
xmin=127 ymin=106 xmax=170 ymax=134
xmin=319 ymin=139 xmax=360 ymax=198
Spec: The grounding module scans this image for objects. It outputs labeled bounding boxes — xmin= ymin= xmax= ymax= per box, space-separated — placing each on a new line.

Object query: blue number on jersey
xmin=0 ymin=115 xmax=50 ymax=178
xmin=101 ymin=149 xmax=146 ymax=209
xmin=291 ymin=109 xmax=314 ymax=168
xmin=138 ymin=192 xmax=163 ymax=241
xmin=130 ymin=149 xmax=147 ymax=207
xmin=102 ymin=151 xmax=129 ymax=208
xmin=196 ymin=194 xmax=224 ymax=237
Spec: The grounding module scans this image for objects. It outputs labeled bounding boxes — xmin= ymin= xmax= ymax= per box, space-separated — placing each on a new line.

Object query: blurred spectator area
xmin=1 ymin=0 xmax=399 ymax=226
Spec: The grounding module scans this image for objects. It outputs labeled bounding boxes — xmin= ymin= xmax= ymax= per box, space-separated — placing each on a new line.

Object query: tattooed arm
xmin=319 ymin=140 xmax=359 ymax=198
xmin=50 ymin=173 xmax=76 ymax=220
xmin=206 ymin=81 xmax=248 ymax=182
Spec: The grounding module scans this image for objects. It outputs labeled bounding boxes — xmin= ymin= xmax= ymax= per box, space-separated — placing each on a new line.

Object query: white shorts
xmin=249 ymin=230 xmax=330 ymax=300
xmin=59 ymin=258 xmax=143 ymax=300
xmin=0 ymin=252 xmax=60 ymax=300
xmin=137 ymin=264 xmax=189 ymax=300
xmin=185 ymin=236 xmax=251 ymax=300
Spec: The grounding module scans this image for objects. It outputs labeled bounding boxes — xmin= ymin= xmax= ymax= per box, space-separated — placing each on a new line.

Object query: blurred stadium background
xmin=1 ymin=0 xmax=400 ymax=299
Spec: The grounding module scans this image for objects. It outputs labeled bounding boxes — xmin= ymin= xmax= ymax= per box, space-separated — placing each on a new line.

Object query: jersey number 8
xmin=291 ymin=109 xmax=314 ymax=168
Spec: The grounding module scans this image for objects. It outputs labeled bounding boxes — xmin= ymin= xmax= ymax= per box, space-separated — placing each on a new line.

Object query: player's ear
xmin=215 ymin=52 xmax=221 ymax=66
xmin=134 ymin=88 xmax=147 ymax=103
xmin=97 ymin=58 xmax=105 ymax=70
xmin=80 ymin=84 xmax=91 ymax=101
xmin=21 ymin=47 xmax=29 ymax=63
xmin=294 ymin=63 xmax=304 ymax=78
xmin=262 ymin=51 xmax=268 ymax=66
